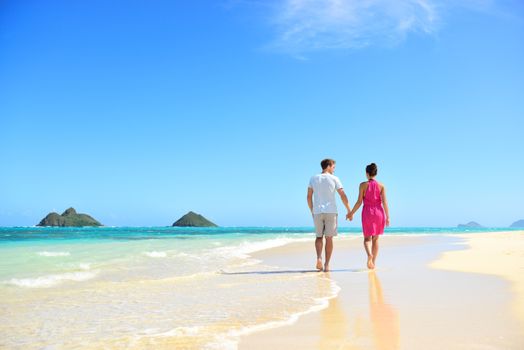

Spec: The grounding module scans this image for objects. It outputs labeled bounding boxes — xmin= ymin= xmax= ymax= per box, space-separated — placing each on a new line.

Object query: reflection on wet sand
xmin=369 ymin=271 xmax=400 ymax=350
xmin=319 ymin=272 xmax=354 ymax=349
xmin=317 ymin=271 xmax=400 ymax=349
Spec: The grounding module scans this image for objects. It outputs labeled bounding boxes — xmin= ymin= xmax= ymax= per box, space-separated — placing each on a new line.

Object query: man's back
xmin=309 ymin=173 xmax=343 ymax=214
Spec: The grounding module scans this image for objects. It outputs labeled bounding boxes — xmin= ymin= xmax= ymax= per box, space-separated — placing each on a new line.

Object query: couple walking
xmin=307 ymin=159 xmax=390 ymax=272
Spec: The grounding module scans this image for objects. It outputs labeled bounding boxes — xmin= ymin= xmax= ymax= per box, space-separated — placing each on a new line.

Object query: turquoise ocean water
xmin=0 ymin=226 xmax=518 ymax=349
xmin=0 ymin=226 xmax=514 ymax=286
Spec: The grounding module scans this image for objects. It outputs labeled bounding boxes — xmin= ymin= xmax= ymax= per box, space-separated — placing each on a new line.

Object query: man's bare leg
xmin=324 ymin=236 xmax=333 ymax=272
xmin=315 ymin=237 xmax=323 ymax=270
xmin=371 ymin=236 xmax=379 ymax=266
xmin=364 ymin=237 xmax=374 ymax=269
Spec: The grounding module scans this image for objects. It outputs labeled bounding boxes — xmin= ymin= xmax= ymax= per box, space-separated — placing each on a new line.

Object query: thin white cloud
xmin=264 ymin=0 xmax=494 ymax=54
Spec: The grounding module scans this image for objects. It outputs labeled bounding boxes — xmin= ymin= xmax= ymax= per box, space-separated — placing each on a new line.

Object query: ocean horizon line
xmin=1 ymin=225 xmax=521 ymax=231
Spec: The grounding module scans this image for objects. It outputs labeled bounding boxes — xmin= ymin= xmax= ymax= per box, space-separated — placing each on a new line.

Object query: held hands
xmin=346 ymin=212 xmax=354 ymax=221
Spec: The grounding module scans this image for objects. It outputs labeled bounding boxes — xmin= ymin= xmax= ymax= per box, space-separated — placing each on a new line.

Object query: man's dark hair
xmin=366 ymin=163 xmax=378 ymax=177
xmin=321 ymin=159 xmax=336 ymax=170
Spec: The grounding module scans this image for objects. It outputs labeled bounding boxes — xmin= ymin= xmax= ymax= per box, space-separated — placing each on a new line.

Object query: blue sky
xmin=1 ymin=0 xmax=523 ymax=227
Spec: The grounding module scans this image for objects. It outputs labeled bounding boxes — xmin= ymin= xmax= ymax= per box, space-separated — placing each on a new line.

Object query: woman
xmin=348 ymin=163 xmax=390 ymax=269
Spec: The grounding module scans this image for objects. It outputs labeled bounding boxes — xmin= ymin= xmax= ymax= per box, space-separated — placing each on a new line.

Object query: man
xmin=307 ymin=159 xmax=351 ymax=272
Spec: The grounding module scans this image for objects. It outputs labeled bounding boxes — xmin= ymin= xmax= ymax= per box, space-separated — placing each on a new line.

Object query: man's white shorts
xmin=313 ymin=213 xmax=338 ymax=237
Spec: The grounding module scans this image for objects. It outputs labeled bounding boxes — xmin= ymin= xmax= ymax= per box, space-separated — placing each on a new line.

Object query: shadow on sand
xmin=219 ymin=268 xmax=368 ymax=275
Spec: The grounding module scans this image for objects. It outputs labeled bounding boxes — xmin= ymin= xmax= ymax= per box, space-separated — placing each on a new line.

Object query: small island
xmin=37 ymin=207 xmax=102 ymax=227
xmin=510 ymin=219 xmax=524 ymax=228
xmin=457 ymin=221 xmax=484 ymax=228
xmin=172 ymin=211 xmax=218 ymax=227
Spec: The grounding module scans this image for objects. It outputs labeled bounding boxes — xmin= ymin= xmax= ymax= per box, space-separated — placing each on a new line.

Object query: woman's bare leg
xmin=364 ymin=237 xmax=374 ymax=269
xmin=371 ymin=236 xmax=379 ymax=267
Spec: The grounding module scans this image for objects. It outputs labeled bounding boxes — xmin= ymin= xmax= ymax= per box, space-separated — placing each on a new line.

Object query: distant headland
xmin=172 ymin=211 xmax=217 ymax=227
xmin=37 ymin=208 xmax=102 ymax=227
xmin=510 ymin=219 xmax=524 ymax=228
xmin=457 ymin=221 xmax=484 ymax=228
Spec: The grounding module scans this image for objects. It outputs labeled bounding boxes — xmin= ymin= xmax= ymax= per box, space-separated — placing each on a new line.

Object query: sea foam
xmin=37 ymin=251 xmax=71 ymax=257
xmin=211 ymin=236 xmax=311 ymax=259
xmin=5 ymin=270 xmax=98 ymax=288
xmin=144 ymin=251 xmax=167 ymax=258
xmin=216 ymin=277 xmax=341 ymax=349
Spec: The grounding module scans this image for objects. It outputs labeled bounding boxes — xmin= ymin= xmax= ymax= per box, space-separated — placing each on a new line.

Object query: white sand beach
xmin=239 ymin=231 xmax=524 ymax=349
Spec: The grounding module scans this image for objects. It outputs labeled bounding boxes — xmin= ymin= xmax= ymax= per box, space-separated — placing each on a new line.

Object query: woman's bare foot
xmin=367 ymin=256 xmax=375 ymax=269
xmin=316 ymin=258 xmax=323 ymax=271
xmin=324 ymin=264 xmax=330 ymax=272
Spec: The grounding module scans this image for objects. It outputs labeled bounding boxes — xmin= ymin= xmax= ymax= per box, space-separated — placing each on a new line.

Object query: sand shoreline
xmin=431 ymin=231 xmax=524 ymax=325
xmin=239 ymin=231 xmax=524 ymax=349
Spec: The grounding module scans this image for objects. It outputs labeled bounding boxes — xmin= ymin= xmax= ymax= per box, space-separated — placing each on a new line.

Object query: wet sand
xmin=239 ymin=232 xmax=524 ymax=349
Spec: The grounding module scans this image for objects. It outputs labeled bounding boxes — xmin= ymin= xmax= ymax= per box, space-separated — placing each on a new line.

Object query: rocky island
xmin=457 ymin=221 xmax=484 ymax=228
xmin=37 ymin=207 xmax=102 ymax=227
xmin=172 ymin=211 xmax=217 ymax=227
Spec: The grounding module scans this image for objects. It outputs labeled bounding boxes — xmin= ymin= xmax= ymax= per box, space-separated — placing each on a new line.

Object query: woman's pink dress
xmin=362 ymin=179 xmax=385 ymax=237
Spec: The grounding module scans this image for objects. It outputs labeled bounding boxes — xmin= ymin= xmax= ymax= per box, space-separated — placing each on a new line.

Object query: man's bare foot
xmin=316 ymin=258 xmax=323 ymax=271
xmin=367 ymin=256 xmax=375 ymax=269
xmin=324 ymin=264 xmax=330 ymax=272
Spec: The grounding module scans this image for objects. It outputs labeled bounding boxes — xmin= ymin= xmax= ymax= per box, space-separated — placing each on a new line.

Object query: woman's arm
xmin=348 ymin=183 xmax=366 ymax=220
xmin=381 ymin=185 xmax=390 ymax=227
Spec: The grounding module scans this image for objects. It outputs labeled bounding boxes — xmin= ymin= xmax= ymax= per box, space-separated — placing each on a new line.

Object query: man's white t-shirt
xmin=308 ymin=173 xmax=343 ymax=214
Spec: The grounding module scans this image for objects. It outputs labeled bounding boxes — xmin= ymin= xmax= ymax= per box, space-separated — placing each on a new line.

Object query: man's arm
xmin=337 ymin=188 xmax=351 ymax=217
xmin=307 ymin=187 xmax=314 ymax=214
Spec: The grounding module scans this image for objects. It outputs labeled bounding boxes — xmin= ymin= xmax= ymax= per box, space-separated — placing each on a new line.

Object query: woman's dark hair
xmin=321 ymin=159 xmax=336 ymax=170
xmin=366 ymin=163 xmax=378 ymax=177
